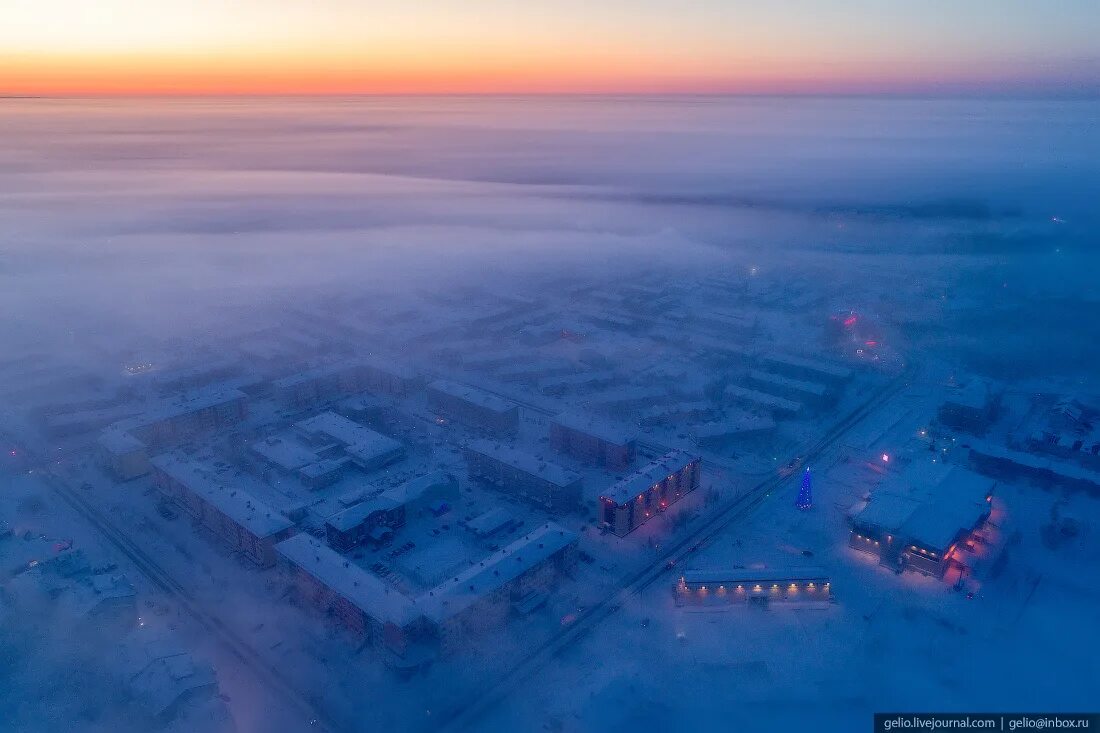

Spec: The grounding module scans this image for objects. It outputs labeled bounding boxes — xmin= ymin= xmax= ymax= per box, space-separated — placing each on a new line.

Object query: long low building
xmin=967 ymin=440 xmax=1100 ymax=497
xmin=675 ymin=567 xmax=831 ymax=605
xmin=418 ymin=522 xmax=578 ymax=652
xmin=277 ymin=522 xmax=578 ymax=658
xmin=151 ymin=455 xmax=297 ymax=567
xmin=691 ymin=412 xmax=776 ymax=449
xmin=427 ymin=380 xmax=520 ymax=435
xmin=276 ymin=534 xmax=423 ymax=656
xmin=136 ymin=386 xmax=248 ymax=448
xmin=724 ymin=384 xmax=802 ymax=417
xmin=757 ymin=352 xmax=853 ymax=387
xmin=98 ymin=385 xmax=249 ymax=480
xmin=465 ymin=440 xmax=582 ymax=512
xmin=848 ymin=463 xmax=995 ymax=578
xmin=746 ymin=370 xmax=833 ymax=409
xmin=599 ymin=450 xmax=701 ymax=536
xmin=549 ymin=412 xmax=636 ymax=470
xmin=272 ymin=361 xmax=368 ymax=409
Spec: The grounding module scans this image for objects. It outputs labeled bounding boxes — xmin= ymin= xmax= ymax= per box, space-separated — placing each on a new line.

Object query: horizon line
xmin=4 ymin=90 xmax=1100 ymax=101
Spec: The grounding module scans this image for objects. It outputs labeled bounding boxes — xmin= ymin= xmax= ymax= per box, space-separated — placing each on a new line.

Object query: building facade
xmin=599 ymin=450 xmax=701 ymax=536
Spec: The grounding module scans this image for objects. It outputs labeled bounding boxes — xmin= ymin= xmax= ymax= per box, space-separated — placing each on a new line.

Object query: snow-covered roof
xmin=943 ymin=380 xmax=991 ymax=410
xmin=380 ymin=470 xmax=455 ymax=505
xmin=342 ymin=435 xmax=405 ymax=466
xmin=749 ymin=370 xmax=829 ymax=397
xmin=295 ymin=411 xmax=389 ymax=447
xmin=325 ymin=472 xmax=454 ymax=532
xmin=250 ymin=434 xmax=319 ymax=470
xmin=325 ymin=495 xmax=401 ymax=533
xmin=725 ymin=385 xmax=802 ymax=413
xmin=419 ymin=522 xmax=576 ymax=623
xmin=465 ymin=440 xmax=582 ymax=487
xmin=140 ymin=386 xmax=247 ymax=423
xmin=98 ymin=425 xmax=146 ymax=454
xmin=427 ymin=379 xmax=518 ymax=414
xmin=602 ymin=449 xmax=699 ymax=506
xmin=150 ymin=455 xmax=295 ymax=539
xmin=969 ymin=440 xmax=1100 ymax=484
xmin=692 ymin=413 xmax=776 ymax=440
xmin=850 ymin=492 xmax=922 ymax=532
xmin=758 ymin=352 xmax=853 ymax=381
xmin=272 ymin=360 xmax=360 ymax=389
xmin=275 ymin=534 xmax=420 ymax=627
xmin=298 ymin=456 xmax=351 ymax=479
xmin=465 ymin=508 xmax=516 ymax=536
xmin=551 ymin=411 xmax=637 ymax=446
xmin=851 ymin=463 xmax=994 ymax=550
xmin=680 ymin=567 xmax=829 ymax=585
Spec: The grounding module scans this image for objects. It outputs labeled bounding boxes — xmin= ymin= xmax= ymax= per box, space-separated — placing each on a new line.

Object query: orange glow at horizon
xmin=3 ymin=2 xmax=1095 ymax=96
xmin=2 ymin=49 xmax=976 ymax=97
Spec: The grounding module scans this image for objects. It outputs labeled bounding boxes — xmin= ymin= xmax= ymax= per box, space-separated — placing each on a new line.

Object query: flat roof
xmin=150 ymin=455 xmax=294 ymax=538
xmin=851 ymin=463 xmax=994 ymax=547
xmin=692 ymin=413 xmax=776 ymax=439
xmin=295 ymin=411 xmax=387 ymax=447
xmin=419 ymin=522 xmax=576 ymax=623
xmin=325 ymin=494 xmax=401 ymax=533
xmin=551 ymin=411 xmax=636 ymax=447
xmin=602 ymin=449 xmax=699 ymax=506
xmin=465 ymin=440 xmax=582 ymax=488
xmin=380 ymin=471 xmax=455 ymax=505
xmin=275 ymin=534 xmax=419 ymax=627
xmin=943 ymin=380 xmax=991 ymax=410
xmin=427 ymin=379 xmax=517 ymax=414
xmin=969 ymin=440 xmax=1100 ymax=485
xmin=681 ymin=567 xmax=829 ymax=585
xmin=725 ymin=385 xmax=802 ymax=413
xmin=298 ymin=456 xmax=351 ymax=479
xmin=850 ymin=492 xmax=922 ymax=532
xmin=466 ymin=508 xmax=516 ymax=535
xmin=343 ymin=435 xmax=405 ymax=466
xmin=98 ymin=426 xmax=146 ymax=454
xmin=141 ymin=386 xmax=247 ymax=423
xmin=591 ymin=386 xmax=668 ymax=403
xmin=271 ymin=360 xmax=359 ymax=389
xmin=251 ymin=435 xmax=319 ymax=471
xmin=325 ymin=472 xmax=454 ymax=532
xmin=759 ymin=352 xmax=853 ymax=380
xmin=749 ymin=370 xmax=829 ymax=397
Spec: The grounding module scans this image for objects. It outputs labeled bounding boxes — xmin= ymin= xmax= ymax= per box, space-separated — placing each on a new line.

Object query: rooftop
xmin=602 ymin=449 xmax=699 ymax=506
xmin=465 ymin=440 xmax=582 ymax=488
xmin=725 ymin=384 xmax=802 ymax=413
xmin=551 ymin=411 xmax=637 ymax=446
xmin=749 ymin=370 xmax=829 ymax=397
xmin=681 ymin=567 xmax=829 ymax=585
xmin=759 ymin=352 xmax=853 ymax=380
xmin=427 ymin=379 xmax=517 ymax=414
xmin=150 ymin=455 xmax=295 ymax=538
xmin=251 ymin=434 xmax=319 ymax=471
xmin=275 ymin=534 xmax=420 ymax=627
xmin=419 ymin=522 xmax=576 ymax=623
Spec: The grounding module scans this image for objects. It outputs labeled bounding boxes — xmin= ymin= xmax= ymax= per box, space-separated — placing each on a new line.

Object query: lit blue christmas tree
xmin=795 ymin=468 xmax=813 ymax=510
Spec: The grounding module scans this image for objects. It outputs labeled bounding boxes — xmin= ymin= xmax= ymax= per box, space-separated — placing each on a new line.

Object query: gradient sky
xmin=3 ymin=0 xmax=1099 ymax=95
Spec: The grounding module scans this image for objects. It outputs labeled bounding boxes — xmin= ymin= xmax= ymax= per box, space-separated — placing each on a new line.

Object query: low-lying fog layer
xmin=1 ymin=96 xmax=1097 ymax=377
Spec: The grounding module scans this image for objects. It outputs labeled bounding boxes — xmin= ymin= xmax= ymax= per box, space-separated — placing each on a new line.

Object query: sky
xmin=2 ymin=0 xmax=1100 ymax=96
